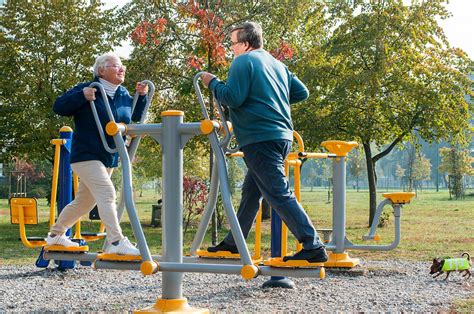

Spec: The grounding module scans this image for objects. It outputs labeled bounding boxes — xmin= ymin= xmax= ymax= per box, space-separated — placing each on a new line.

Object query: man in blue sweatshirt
xmin=201 ymin=22 xmax=327 ymax=263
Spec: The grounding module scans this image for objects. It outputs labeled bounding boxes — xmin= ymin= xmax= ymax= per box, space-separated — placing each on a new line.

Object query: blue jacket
xmin=209 ymin=49 xmax=309 ymax=148
xmin=53 ymin=78 xmax=147 ymax=167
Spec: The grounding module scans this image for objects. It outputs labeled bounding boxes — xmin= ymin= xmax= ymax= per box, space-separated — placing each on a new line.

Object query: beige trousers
xmin=50 ymin=160 xmax=123 ymax=243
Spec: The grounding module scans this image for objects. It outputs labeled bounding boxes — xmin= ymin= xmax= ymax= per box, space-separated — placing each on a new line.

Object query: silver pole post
xmin=332 ymin=157 xmax=346 ymax=253
xmin=161 ymin=112 xmax=184 ymax=300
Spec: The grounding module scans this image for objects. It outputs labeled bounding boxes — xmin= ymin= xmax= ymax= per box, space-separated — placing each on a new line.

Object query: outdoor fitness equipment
xmin=9 ymin=82 xmax=155 ymax=270
xmin=9 ymin=131 xmax=75 ymax=249
xmin=189 ymin=72 xmax=416 ymax=271
xmin=271 ymin=140 xmax=416 ymax=268
xmin=46 ymin=78 xmax=325 ymax=312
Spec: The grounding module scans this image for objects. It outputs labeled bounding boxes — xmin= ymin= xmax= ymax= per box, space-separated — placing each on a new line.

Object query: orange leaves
xmin=131 ymin=18 xmax=168 ymax=46
xmin=187 ymin=55 xmax=204 ymax=70
xmin=270 ymin=41 xmax=295 ymax=61
xmin=180 ymin=0 xmax=227 ymax=68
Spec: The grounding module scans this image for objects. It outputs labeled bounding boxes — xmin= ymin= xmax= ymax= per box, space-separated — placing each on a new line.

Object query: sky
xmin=105 ymin=0 xmax=474 ymax=59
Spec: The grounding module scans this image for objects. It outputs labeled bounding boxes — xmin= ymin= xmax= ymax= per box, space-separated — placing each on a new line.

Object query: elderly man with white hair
xmin=46 ymin=53 xmax=148 ymax=255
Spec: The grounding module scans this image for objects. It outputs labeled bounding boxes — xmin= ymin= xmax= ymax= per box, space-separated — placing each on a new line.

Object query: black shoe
xmin=283 ymin=247 xmax=328 ymax=263
xmin=207 ymin=241 xmax=238 ymax=254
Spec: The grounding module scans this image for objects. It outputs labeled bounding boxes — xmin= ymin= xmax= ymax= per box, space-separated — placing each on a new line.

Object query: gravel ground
xmin=0 ymin=259 xmax=472 ymax=313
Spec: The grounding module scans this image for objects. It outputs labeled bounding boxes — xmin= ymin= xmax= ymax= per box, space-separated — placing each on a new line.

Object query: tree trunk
xmin=363 ymin=142 xmax=377 ymax=227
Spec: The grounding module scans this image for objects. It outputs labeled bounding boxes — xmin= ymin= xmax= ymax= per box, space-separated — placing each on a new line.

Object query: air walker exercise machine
xmin=9 ymin=81 xmax=156 ymax=270
xmin=189 ymin=72 xmax=416 ymax=272
xmin=36 ymin=79 xmax=324 ymax=312
xmin=9 ymin=74 xmax=415 ymax=311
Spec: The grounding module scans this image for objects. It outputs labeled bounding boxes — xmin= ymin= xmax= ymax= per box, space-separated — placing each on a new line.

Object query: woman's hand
xmin=83 ymin=87 xmax=96 ymax=101
xmin=136 ymin=82 xmax=149 ymax=96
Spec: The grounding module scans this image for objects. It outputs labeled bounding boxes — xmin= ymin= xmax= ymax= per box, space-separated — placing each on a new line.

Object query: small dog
xmin=430 ymin=252 xmax=471 ymax=280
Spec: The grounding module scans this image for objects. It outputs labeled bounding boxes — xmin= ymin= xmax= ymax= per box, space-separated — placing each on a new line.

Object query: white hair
xmin=93 ymin=53 xmax=121 ymax=77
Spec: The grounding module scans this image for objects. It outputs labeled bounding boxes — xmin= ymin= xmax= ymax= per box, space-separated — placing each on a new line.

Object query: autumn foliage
xmin=130 ymin=1 xmax=228 ymax=71
xmin=13 ymin=157 xmax=44 ymax=182
xmin=131 ymin=18 xmax=168 ymax=46
xmin=270 ymin=41 xmax=295 ymax=61
xmin=187 ymin=55 xmax=205 ymax=70
xmin=179 ymin=1 xmax=227 ymax=68
xmin=183 ymin=176 xmax=208 ymax=234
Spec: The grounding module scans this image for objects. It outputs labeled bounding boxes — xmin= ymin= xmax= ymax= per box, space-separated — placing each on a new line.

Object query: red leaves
xmin=131 ymin=18 xmax=168 ymax=46
xmin=187 ymin=55 xmax=204 ymax=70
xmin=270 ymin=41 xmax=295 ymax=61
xmin=183 ymin=176 xmax=208 ymax=215
xmin=130 ymin=2 xmax=228 ymax=69
xmin=180 ymin=1 xmax=227 ymax=68
xmin=13 ymin=157 xmax=44 ymax=182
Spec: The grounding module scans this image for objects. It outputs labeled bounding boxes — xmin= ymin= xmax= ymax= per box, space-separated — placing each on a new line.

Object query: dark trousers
xmin=224 ymin=140 xmax=323 ymax=250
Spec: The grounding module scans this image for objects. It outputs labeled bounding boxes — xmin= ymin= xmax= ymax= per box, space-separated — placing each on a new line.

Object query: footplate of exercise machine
xmin=44 ymin=245 xmax=89 ymax=253
xmin=264 ymin=257 xmax=325 ymax=268
xmin=80 ymin=232 xmax=106 ymax=241
xmin=96 ymin=253 xmax=142 ymax=262
xmin=195 ymin=249 xmax=263 ymax=264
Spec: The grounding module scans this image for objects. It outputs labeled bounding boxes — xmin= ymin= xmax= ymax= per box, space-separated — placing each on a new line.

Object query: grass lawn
xmin=1 ymin=187 xmax=472 ymax=265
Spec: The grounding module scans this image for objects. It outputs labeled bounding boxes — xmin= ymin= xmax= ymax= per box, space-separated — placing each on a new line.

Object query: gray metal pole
xmin=332 ymin=157 xmax=346 ymax=253
xmin=190 ymin=165 xmax=220 ymax=255
xmin=161 ymin=112 xmax=184 ymax=300
xmin=113 ymin=133 xmax=153 ymax=263
xmin=363 ymin=199 xmax=392 ymax=240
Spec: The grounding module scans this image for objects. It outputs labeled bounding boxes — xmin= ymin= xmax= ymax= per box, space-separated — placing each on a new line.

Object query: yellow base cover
xmin=97 ymin=253 xmax=142 ymax=262
xmin=44 ymin=245 xmax=89 ymax=252
xmin=324 ymin=252 xmax=360 ymax=268
xmin=134 ymin=298 xmax=209 ymax=313
xmin=264 ymin=257 xmax=324 ymax=268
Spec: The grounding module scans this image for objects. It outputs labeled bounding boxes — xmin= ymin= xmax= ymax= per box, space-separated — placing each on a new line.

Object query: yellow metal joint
xmin=200 ymin=119 xmax=216 ymax=135
xmin=140 ymin=260 xmax=159 ymax=276
xmin=241 ymin=264 xmax=259 ymax=280
xmin=161 ymin=110 xmax=184 ymax=117
xmin=106 ymin=122 xmax=127 ymax=136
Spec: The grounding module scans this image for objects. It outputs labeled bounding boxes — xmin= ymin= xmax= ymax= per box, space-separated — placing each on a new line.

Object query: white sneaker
xmin=105 ymin=237 xmax=140 ymax=256
xmin=46 ymin=233 xmax=79 ymax=247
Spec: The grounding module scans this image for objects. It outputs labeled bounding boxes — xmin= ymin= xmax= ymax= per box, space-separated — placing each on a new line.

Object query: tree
xmin=183 ymin=176 xmax=208 ymax=235
xmin=133 ymin=136 xmax=163 ymax=195
xmin=348 ymin=147 xmax=366 ymax=191
xmin=439 ymin=147 xmax=474 ymax=199
xmin=294 ymin=0 xmax=472 ymax=225
xmin=0 ymin=1 xmax=121 ymax=162
xmin=410 ymin=152 xmax=432 ymax=192
xmin=395 ymin=164 xmax=406 ymax=189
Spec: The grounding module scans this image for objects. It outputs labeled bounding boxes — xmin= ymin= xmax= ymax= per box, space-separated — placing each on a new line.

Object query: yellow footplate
xmin=44 ymin=245 xmax=89 ymax=253
xmin=196 ymin=249 xmax=263 ymax=264
xmin=196 ymin=249 xmax=240 ymax=259
xmin=97 ymin=253 xmax=142 ymax=262
xmin=264 ymin=257 xmax=324 ymax=268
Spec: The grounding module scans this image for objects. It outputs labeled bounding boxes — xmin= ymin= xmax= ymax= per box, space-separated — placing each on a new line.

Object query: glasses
xmin=105 ymin=64 xmax=126 ymax=71
xmin=230 ymin=41 xmax=241 ymax=47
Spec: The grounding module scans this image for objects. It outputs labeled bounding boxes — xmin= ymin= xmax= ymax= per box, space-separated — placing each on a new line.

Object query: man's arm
xmin=289 ymin=74 xmax=309 ymax=104
xmin=207 ymin=57 xmax=252 ymax=108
